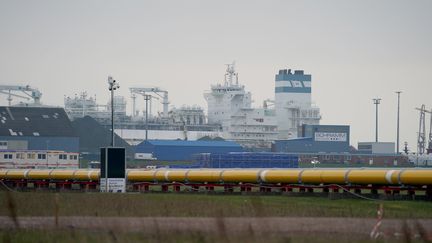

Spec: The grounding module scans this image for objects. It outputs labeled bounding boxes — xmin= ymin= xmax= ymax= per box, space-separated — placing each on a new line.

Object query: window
xmin=16 ymin=153 xmax=25 ymax=159
xmin=70 ymin=155 xmax=78 ymax=160
xmin=3 ymin=154 xmax=12 ymax=159
xmin=37 ymin=154 xmax=46 ymax=160
xmin=0 ymin=141 xmax=7 ymax=146
xmin=59 ymin=154 xmax=67 ymax=160
xmin=27 ymin=153 xmax=36 ymax=159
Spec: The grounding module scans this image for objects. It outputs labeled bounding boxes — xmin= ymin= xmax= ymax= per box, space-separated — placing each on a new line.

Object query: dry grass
xmin=0 ymin=191 xmax=432 ymax=218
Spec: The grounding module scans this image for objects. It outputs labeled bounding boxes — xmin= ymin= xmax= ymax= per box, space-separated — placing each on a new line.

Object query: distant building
xmin=273 ymin=125 xmax=350 ymax=153
xmin=0 ymin=106 xmax=79 ymax=152
xmin=135 ymin=140 xmax=243 ymax=161
xmin=357 ymin=142 xmax=395 ymax=154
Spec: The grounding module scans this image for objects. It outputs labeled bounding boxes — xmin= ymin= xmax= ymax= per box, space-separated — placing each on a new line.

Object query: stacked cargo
xmin=193 ymin=152 xmax=299 ymax=168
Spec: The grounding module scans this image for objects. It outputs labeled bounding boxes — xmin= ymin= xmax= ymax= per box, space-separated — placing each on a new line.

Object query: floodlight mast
xmin=108 ymin=76 xmax=119 ymax=147
xmin=373 ymin=98 xmax=381 ymax=142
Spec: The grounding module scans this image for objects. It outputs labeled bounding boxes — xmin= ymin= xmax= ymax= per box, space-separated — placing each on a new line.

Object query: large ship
xmin=204 ymin=63 xmax=278 ymax=149
xmin=62 ymin=63 xmax=321 ymax=149
xmin=64 ymin=90 xmax=222 ymax=146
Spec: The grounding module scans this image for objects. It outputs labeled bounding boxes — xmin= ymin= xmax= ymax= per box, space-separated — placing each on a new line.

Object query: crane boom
xmin=0 ymin=85 xmax=42 ymax=106
xmin=129 ymin=87 xmax=169 ymax=118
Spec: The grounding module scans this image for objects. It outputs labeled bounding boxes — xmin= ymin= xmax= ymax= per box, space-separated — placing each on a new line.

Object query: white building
xmin=274 ymin=69 xmax=321 ymax=139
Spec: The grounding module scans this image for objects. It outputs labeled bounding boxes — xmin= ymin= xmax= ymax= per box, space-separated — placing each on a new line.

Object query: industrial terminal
xmin=1 ymin=63 xmax=432 ymax=199
xmin=2 ymin=2 xmax=432 ymax=242
xmin=0 ymin=63 xmax=429 ymax=169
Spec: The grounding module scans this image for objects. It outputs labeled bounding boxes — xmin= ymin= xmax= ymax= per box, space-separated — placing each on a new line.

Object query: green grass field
xmin=1 ymin=191 xmax=432 ymax=218
xmin=1 ymin=191 xmax=432 ymax=242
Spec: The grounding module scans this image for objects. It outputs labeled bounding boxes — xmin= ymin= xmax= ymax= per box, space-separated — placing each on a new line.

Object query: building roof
xmin=71 ymin=116 xmax=132 ymax=156
xmin=0 ymin=106 xmax=76 ymax=137
xmin=139 ymin=139 xmax=242 ymax=147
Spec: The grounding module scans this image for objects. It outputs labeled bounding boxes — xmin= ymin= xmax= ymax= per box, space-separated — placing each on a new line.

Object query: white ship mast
xmin=224 ymin=62 xmax=239 ymax=86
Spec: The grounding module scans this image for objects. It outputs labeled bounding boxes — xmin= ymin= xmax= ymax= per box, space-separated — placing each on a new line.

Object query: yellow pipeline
xmin=400 ymin=169 xmax=432 ymax=185
xmin=1 ymin=168 xmax=432 ymax=186
xmin=261 ymin=169 xmax=302 ymax=183
xmin=187 ymin=169 xmax=222 ymax=183
xmin=221 ymin=169 xmax=261 ymax=183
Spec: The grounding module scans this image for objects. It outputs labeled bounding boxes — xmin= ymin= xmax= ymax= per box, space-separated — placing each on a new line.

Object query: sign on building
xmin=100 ymin=147 xmax=126 ymax=193
xmin=315 ymin=132 xmax=347 ymax=142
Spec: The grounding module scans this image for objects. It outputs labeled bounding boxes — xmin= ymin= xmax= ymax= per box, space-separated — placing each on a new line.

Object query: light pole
xmin=144 ymin=94 xmax=151 ymax=140
xmin=108 ymin=76 xmax=119 ymax=147
xmin=373 ymin=98 xmax=381 ymax=142
xmin=395 ymin=91 xmax=402 ymax=153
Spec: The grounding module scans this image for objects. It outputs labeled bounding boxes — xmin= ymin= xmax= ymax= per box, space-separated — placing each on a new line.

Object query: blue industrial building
xmin=135 ymin=140 xmax=243 ymax=161
xmin=193 ymin=152 xmax=298 ymax=168
xmin=0 ymin=107 xmax=79 ymax=152
xmin=273 ymin=125 xmax=350 ymax=153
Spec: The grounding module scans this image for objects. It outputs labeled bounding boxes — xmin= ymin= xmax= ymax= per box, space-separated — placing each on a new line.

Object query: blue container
xmin=192 ymin=152 xmax=299 ymax=168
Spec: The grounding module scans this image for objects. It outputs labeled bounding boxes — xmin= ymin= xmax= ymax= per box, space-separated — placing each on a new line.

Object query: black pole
xmin=111 ymin=87 xmax=114 ymax=147
xmin=145 ymin=95 xmax=149 ymax=140
xmin=376 ymin=102 xmax=378 ymax=142
xmin=373 ymin=98 xmax=381 ymax=143
xmin=396 ymin=91 xmax=401 ymax=154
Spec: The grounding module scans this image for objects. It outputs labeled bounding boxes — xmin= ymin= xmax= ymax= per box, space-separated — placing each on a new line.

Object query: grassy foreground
xmin=1 ymin=191 xmax=432 ymax=242
xmin=1 ymin=191 xmax=432 ymax=218
xmin=0 ymin=230 xmax=372 ymax=243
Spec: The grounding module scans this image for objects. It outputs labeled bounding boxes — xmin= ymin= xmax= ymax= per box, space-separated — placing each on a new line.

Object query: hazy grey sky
xmin=0 ymin=0 xmax=431 ymax=151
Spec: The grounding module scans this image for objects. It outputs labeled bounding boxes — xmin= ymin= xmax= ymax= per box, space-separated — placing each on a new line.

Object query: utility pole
xmin=395 ymin=91 xmax=402 ymax=153
xmin=108 ymin=76 xmax=119 ymax=147
xmin=144 ymin=94 xmax=150 ymax=140
xmin=373 ymin=98 xmax=381 ymax=142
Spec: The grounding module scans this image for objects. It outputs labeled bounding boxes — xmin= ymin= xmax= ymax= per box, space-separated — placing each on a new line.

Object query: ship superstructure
xmin=274 ymin=69 xmax=321 ymax=139
xmin=64 ymin=92 xmax=127 ymax=124
xmin=204 ymin=63 xmax=278 ymax=149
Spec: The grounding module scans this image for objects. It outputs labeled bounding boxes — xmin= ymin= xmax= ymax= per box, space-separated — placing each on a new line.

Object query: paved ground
xmin=1 ymin=216 xmax=432 ymax=238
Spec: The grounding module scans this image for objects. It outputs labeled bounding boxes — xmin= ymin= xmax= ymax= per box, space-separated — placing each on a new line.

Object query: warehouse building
xmin=273 ymin=124 xmax=350 ymax=153
xmin=135 ymin=140 xmax=243 ymax=161
xmin=0 ymin=106 xmax=79 ymax=152
xmin=71 ymin=116 xmax=133 ymax=161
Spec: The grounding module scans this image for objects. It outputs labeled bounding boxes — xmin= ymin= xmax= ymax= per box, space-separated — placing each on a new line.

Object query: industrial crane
xmin=427 ymin=108 xmax=432 ymax=154
xmin=416 ymin=105 xmax=427 ymax=155
xmin=129 ymin=87 xmax=169 ymax=118
xmin=0 ymin=85 xmax=42 ymax=106
xmin=416 ymin=105 xmax=432 ymax=155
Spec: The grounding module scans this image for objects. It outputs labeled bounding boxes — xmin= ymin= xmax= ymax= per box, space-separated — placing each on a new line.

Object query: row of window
xmin=232 ymin=134 xmax=267 ymax=138
xmin=2 ymin=153 xmax=77 ymax=160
